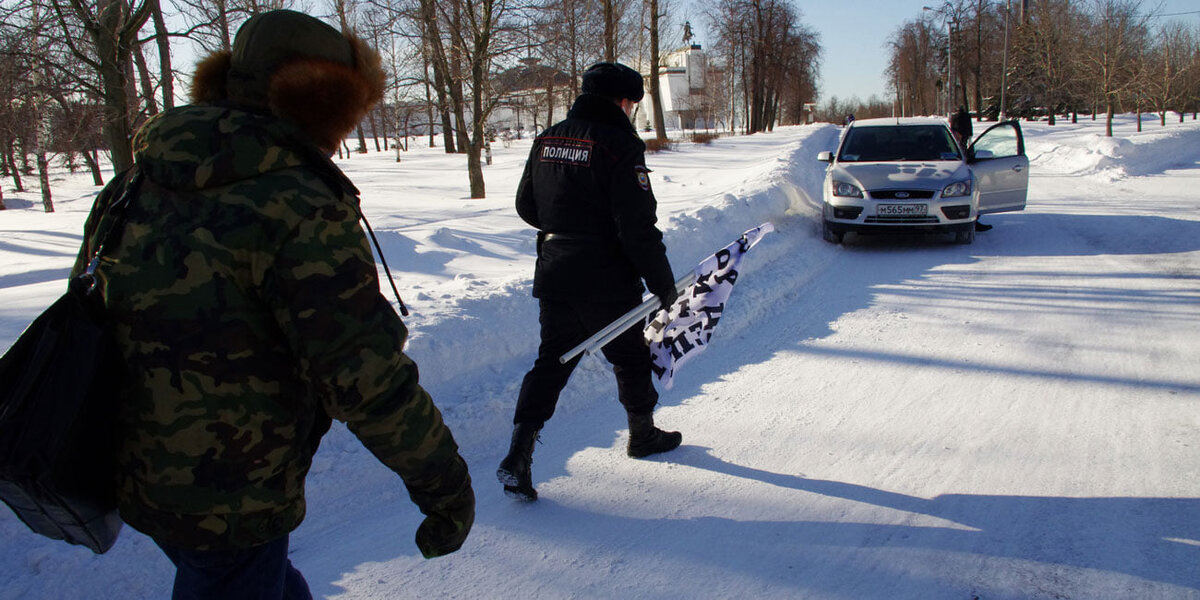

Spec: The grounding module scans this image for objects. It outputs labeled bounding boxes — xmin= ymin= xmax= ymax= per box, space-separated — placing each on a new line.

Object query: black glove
xmin=415 ymin=484 xmax=474 ymax=558
xmin=409 ymin=456 xmax=476 ymax=559
xmin=655 ymin=285 xmax=679 ymax=311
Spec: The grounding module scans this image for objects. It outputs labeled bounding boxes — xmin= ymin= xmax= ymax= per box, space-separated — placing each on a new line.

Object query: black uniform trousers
xmin=514 ymin=297 xmax=659 ymax=426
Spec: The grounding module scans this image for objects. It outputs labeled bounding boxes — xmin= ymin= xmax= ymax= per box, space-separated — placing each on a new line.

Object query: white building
xmin=633 ymin=44 xmax=709 ymax=131
xmin=484 ymin=47 xmax=712 ymax=138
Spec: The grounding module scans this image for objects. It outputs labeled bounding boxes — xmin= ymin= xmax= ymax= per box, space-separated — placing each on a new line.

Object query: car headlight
xmin=942 ymin=180 xmax=972 ymax=198
xmin=832 ymin=180 xmax=863 ymax=198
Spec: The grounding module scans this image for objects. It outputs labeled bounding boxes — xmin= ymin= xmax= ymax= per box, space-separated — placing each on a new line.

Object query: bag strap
xmin=290 ymin=142 xmax=410 ymax=317
xmin=77 ymin=168 xmax=144 ymax=296
xmin=351 ymin=205 xmax=409 ymax=317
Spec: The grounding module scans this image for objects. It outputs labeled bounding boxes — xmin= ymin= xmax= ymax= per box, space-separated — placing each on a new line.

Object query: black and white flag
xmin=644 ymin=223 xmax=774 ymax=389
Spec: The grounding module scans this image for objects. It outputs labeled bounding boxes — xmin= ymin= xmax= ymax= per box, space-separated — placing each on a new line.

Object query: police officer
xmin=498 ymin=62 xmax=682 ymax=502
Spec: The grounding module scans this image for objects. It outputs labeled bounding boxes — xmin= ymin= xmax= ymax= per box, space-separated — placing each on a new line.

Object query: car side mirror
xmin=817 ymin=151 xmax=833 ymax=163
xmin=971 ymin=149 xmax=995 ymax=161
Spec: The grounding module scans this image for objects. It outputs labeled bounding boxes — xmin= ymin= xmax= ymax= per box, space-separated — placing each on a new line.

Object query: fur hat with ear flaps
xmin=190 ymin=10 xmax=385 ymax=153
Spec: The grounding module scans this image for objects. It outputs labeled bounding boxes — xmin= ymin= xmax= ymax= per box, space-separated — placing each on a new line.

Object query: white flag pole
xmin=559 ymin=272 xmax=696 ymax=364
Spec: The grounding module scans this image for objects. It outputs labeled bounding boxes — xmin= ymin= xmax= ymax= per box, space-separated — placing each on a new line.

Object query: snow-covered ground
xmin=2 ymin=114 xmax=1198 ymax=599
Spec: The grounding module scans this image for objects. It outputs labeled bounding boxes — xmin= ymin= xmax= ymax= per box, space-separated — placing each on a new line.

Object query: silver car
xmin=817 ymin=117 xmax=1029 ymax=244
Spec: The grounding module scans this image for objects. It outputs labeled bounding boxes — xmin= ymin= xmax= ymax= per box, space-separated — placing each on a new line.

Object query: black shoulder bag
xmin=0 ymin=169 xmax=142 ymax=554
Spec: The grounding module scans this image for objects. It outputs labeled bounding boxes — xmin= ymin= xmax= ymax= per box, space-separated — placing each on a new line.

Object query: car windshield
xmin=838 ymin=125 xmax=961 ymax=162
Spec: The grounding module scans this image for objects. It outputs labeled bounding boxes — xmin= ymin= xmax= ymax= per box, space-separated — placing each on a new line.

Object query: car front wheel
xmin=823 ymin=222 xmax=844 ymax=244
xmin=954 ymin=227 xmax=975 ymax=245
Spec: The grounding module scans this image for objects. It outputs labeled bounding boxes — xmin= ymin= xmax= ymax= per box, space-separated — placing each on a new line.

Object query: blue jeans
xmin=155 ymin=535 xmax=312 ymax=600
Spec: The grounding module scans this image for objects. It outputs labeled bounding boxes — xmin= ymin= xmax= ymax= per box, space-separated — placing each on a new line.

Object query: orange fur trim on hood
xmin=268 ymin=33 xmax=385 ymax=152
xmin=190 ymin=51 xmax=232 ymax=104
xmin=186 ymin=33 xmax=384 ymax=154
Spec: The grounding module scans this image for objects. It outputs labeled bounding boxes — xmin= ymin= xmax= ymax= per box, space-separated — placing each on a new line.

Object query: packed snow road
xmin=646 ymin=190 xmax=1200 ymax=598
xmin=308 ymin=124 xmax=1200 ymax=599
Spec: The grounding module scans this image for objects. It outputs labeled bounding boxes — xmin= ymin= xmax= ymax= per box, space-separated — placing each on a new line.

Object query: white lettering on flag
xmin=644 ymin=223 xmax=774 ymax=389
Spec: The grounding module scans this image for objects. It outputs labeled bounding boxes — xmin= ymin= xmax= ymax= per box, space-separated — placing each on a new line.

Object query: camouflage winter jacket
xmin=72 ymin=105 xmax=470 ymax=550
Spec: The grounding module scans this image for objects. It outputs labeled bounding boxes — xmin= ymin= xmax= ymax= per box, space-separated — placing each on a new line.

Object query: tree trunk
xmin=65 ymin=0 xmax=154 ymax=174
xmin=84 ymin=149 xmax=104 ymax=185
xmin=437 ymin=88 xmax=455 ymax=152
xmin=98 ymin=58 xmax=137 ymax=173
xmin=369 ymin=112 xmax=382 ymax=152
xmin=648 ymin=0 xmax=667 ymax=142
xmin=355 ymin=124 xmax=367 ymax=153
xmin=151 ymin=0 xmax=174 ymax=110
xmin=133 ymin=42 xmax=159 ymax=117
xmin=4 ymin=143 xmax=24 ymax=191
xmin=603 ymin=0 xmax=616 ymax=62
xmin=449 ymin=2 xmax=470 ymax=155
xmin=37 ymin=152 xmax=53 ymax=212
xmin=420 ymin=42 xmax=436 ymax=148
xmin=420 ymin=0 xmax=457 ymax=153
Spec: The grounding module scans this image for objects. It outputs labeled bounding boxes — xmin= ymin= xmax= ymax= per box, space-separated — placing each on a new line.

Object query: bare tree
xmin=534 ymin=0 xmax=605 ymax=100
xmin=776 ymin=16 xmax=819 ymax=126
xmin=1083 ymin=0 xmax=1150 ymax=136
xmin=1146 ymin=21 xmax=1193 ymax=125
xmin=887 ymin=16 xmax=941 ymax=117
xmin=702 ymin=0 xmax=815 ymax=134
xmin=704 ymin=0 xmax=750 ymax=131
xmin=1006 ymin=0 xmax=1086 ymax=123
xmin=413 ymin=0 xmax=528 ymax=198
xmin=50 ymin=0 xmax=155 ymax=173
xmin=417 ymin=0 xmax=464 ymax=153
xmin=645 ymin=0 xmax=668 ymax=141
xmin=330 ymin=0 xmax=374 ymax=153
xmin=26 ymin=0 xmax=58 ymax=210
xmin=173 ymin=0 xmax=237 ymax=52
xmin=1188 ymin=24 xmax=1200 ymax=120
xmin=0 ymin=12 xmax=31 ymax=201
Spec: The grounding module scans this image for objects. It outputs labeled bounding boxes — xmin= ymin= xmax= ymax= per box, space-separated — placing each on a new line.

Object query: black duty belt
xmin=541 ymin=232 xmax=608 ymax=243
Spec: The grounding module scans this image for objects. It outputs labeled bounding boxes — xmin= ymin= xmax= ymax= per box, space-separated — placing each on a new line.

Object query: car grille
xmin=865 ymin=216 xmax=941 ymax=224
xmin=868 ymin=190 xmax=935 ymax=200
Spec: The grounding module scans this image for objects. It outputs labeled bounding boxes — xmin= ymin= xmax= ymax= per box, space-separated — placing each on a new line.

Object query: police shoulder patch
xmin=634 ymin=165 xmax=651 ymax=191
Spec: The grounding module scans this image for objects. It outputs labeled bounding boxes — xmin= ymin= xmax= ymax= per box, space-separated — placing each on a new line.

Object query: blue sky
xmin=687 ymin=0 xmax=1200 ymax=104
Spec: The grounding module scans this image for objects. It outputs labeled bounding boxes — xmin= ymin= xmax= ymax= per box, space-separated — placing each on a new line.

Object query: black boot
xmin=497 ymin=422 xmax=541 ymax=501
xmin=627 ymin=412 xmax=682 ymax=458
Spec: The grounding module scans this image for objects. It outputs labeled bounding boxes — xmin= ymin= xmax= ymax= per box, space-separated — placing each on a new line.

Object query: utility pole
xmin=1000 ymin=0 xmax=1011 ymax=121
xmin=924 ymin=2 xmax=955 ymax=117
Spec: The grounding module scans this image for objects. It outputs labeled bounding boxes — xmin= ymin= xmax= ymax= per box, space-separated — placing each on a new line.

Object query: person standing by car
xmin=72 ymin=10 xmax=473 ymax=597
xmin=950 ymin=105 xmax=973 ymax=148
xmin=498 ymin=62 xmax=683 ymax=502
xmin=950 ymin=106 xmax=992 ymax=232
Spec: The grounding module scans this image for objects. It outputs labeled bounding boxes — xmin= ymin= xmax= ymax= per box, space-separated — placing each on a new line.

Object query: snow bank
xmin=1025 ymin=116 xmax=1200 ymax=179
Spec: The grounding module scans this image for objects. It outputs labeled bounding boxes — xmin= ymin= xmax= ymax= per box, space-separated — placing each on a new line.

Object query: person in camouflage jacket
xmin=71 ymin=10 xmax=473 ymax=598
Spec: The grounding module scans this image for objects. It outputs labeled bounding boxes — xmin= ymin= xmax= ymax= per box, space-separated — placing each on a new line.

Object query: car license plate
xmin=877 ymin=204 xmax=927 ymax=217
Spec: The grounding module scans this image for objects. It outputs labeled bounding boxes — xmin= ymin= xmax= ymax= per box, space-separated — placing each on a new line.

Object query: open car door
xmin=969 ymin=121 xmax=1029 ymax=214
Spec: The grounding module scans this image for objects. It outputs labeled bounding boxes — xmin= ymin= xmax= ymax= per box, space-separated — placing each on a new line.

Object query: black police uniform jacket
xmin=516 ymin=93 xmax=675 ymax=305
